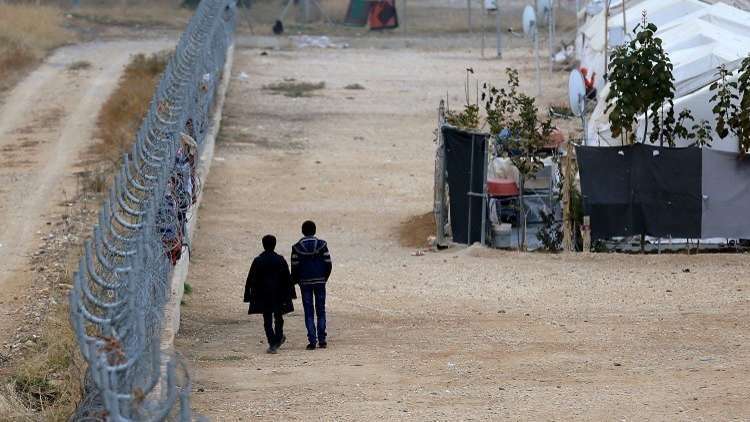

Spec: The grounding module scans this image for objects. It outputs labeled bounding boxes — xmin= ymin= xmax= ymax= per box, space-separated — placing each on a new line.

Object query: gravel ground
xmin=175 ymin=44 xmax=750 ymax=421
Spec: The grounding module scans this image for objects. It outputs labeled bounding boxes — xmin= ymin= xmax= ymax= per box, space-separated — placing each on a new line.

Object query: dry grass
xmin=0 ymin=4 xmax=73 ymax=91
xmin=263 ymin=80 xmax=326 ymax=97
xmin=94 ymin=52 xmax=169 ymax=165
xmin=70 ymin=3 xmax=191 ymax=29
xmin=0 ymin=275 xmax=85 ymax=421
xmin=66 ymin=60 xmax=92 ymax=71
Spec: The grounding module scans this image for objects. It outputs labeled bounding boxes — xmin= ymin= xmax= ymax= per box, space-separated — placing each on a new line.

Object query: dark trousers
xmin=300 ymin=284 xmax=326 ymax=345
xmin=262 ymin=312 xmax=284 ymax=346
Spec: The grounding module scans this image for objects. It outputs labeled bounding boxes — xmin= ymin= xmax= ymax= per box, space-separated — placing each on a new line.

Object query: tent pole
xmin=481 ymin=135 xmax=488 ymax=246
xmin=468 ymin=135 xmax=475 ymax=244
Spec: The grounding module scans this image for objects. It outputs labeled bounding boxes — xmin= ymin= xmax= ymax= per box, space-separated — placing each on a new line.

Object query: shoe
xmin=318 ymin=342 xmax=327 ymax=349
xmin=266 ymin=346 xmax=278 ymax=354
xmin=278 ymin=335 xmax=287 ymax=348
xmin=306 ymin=343 xmax=316 ymax=350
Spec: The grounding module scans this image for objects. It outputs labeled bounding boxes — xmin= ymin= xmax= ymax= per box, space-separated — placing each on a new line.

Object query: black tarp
xmin=633 ymin=145 xmax=701 ymax=238
xmin=577 ymin=146 xmax=637 ymax=239
xmin=444 ymin=127 xmax=487 ymax=244
xmin=577 ymin=144 xmax=702 ymax=239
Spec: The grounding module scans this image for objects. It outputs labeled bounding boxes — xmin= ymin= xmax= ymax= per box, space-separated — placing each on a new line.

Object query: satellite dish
xmin=568 ymin=69 xmax=586 ymax=117
xmin=522 ymin=5 xmax=537 ymax=38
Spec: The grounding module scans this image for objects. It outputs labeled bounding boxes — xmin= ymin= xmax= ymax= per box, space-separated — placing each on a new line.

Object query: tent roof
xmin=580 ymin=0 xmax=708 ymax=55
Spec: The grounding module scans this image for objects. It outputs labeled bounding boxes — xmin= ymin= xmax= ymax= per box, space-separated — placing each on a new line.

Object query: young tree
xmin=484 ymin=68 xmax=554 ymax=250
xmin=710 ymin=56 xmax=750 ymax=156
xmin=605 ymin=16 xmax=694 ymax=147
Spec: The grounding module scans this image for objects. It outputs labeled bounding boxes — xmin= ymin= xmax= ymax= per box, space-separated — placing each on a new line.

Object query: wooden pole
xmin=562 ymin=140 xmax=574 ymax=252
xmin=435 ymin=100 xmax=447 ymax=247
xmin=604 ymin=0 xmax=610 ymax=75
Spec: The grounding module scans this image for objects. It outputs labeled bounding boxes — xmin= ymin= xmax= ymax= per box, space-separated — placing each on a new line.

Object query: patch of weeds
xmin=184 ymin=282 xmax=193 ymax=295
xmin=197 ymin=355 xmax=245 ymax=362
xmin=66 ymin=61 xmax=92 ymax=71
xmin=344 ymin=83 xmax=365 ymax=90
xmin=263 ymin=81 xmax=325 ymax=98
xmin=3 ymin=301 xmax=85 ymax=420
xmin=95 ymin=52 xmax=169 ymax=165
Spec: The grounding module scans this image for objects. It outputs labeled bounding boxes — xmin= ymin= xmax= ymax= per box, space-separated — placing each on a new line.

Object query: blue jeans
xmin=300 ymin=284 xmax=326 ymax=345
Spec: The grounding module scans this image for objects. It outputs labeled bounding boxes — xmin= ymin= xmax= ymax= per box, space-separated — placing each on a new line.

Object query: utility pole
xmin=496 ymin=1 xmax=502 ymax=57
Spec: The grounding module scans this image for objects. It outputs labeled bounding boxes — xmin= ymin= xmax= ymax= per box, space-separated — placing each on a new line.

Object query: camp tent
xmin=576 ymin=0 xmax=708 ymax=91
xmin=584 ymin=3 xmax=750 ymax=153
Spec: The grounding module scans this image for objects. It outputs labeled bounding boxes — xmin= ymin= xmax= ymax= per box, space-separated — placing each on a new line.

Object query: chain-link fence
xmin=68 ymin=1 xmax=236 ymax=420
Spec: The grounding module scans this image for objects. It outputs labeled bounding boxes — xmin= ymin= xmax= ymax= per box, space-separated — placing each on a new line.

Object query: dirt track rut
xmin=0 ymin=39 xmax=170 ymax=347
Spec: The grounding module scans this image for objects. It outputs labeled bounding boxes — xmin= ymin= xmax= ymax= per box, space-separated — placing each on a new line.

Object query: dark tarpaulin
xmin=577 ymin=144 xmax=702 ymax=239
xmin=701 ymin=149 xmax=750 ymax=238
xmin=443 ymin=127 xmax=487 ymax=244
xmin=632 ymin=145 xmax=701 ymax=238
xmin=576 ymin=145 xmax=639 ymax=239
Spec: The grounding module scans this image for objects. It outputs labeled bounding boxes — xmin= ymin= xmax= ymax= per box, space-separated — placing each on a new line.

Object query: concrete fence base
xmin=161 ymin=43 xmax=235 ymax=352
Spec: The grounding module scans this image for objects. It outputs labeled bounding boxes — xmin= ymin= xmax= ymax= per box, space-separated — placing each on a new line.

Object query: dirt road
xmin=175 ymin=46 xmax=750 ymax=420
xmin=0 ymin=39 xmax=170 ymax=347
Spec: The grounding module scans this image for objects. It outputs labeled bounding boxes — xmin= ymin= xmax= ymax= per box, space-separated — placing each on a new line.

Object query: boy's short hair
xmin=301 ymin=220 xmax=316 ymax=236
xmin=262 ymin=235 xmax=276 ymax=251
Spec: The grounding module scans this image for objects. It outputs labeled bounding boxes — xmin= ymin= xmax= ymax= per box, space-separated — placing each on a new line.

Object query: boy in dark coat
xmin=244 ymin=235 xmax=296 ymax=354
xmin=291 ymin=221 xmax=332 ymax=350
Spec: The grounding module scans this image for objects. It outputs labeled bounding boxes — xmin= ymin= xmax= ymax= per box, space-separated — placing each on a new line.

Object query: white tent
xmin=576 ymin=0 xmax=708 ymax=91
xmin=585 ymin=2 xmax=750 ymax=153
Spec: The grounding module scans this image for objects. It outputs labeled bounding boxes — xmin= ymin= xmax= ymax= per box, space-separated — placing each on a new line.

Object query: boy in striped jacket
xmin=291 ymin=220 xmax=332 ymax=350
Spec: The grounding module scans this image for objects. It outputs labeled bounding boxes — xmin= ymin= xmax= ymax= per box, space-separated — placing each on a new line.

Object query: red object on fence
xmin=487 ymin=178 xmax=520 ymax=197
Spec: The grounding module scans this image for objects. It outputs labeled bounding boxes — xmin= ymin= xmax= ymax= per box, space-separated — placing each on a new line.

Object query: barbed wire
xmin=68 ymin=1 xmax=236 ymax=420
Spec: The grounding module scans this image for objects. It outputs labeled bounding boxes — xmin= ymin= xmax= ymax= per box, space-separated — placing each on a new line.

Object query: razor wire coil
xmin=69 ymin=1 xmax=236 ymax=420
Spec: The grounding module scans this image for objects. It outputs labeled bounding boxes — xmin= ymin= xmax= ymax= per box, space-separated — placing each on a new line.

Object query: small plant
xmin=710 ymin=56 xmax=750 ymax=155
xmin=537 ymin=209 xmax=562 ymax=252
xmin=66 ymin=60 xmax=91 ymax=71
xmin=184 ymin=282 xmax=193 ymax=295
xmin=263 ymin=81 xmax=325 ymax=98
xmin=484 ymin=68 xmax=554 ymax=250
xmin=445 ymin=68 xmax=481 ymax=130
xmin=344 ymin=83 xmax=365 ymax=90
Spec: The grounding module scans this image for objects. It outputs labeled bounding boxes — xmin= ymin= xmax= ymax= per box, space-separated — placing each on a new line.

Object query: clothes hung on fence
xmin=344 ymin=0 xmax=371 ymax=26
xmin=368 ymin=0 xmax=398 ymax=30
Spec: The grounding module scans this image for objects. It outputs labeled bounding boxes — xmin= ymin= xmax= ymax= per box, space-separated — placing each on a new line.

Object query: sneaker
xmin=306 ymin=343 xmax=316 ymax=350
xmin=319 ymin=342 xmax=327 ymax=349
xmin=267 ymin=346 xmax=278 ymax=354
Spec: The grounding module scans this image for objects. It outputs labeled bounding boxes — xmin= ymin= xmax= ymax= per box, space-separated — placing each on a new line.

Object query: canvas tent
xmin=576 ymin=0 xmax=709 ymax=92
xmin=583 ymin=2 xmax=750 ymax=153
